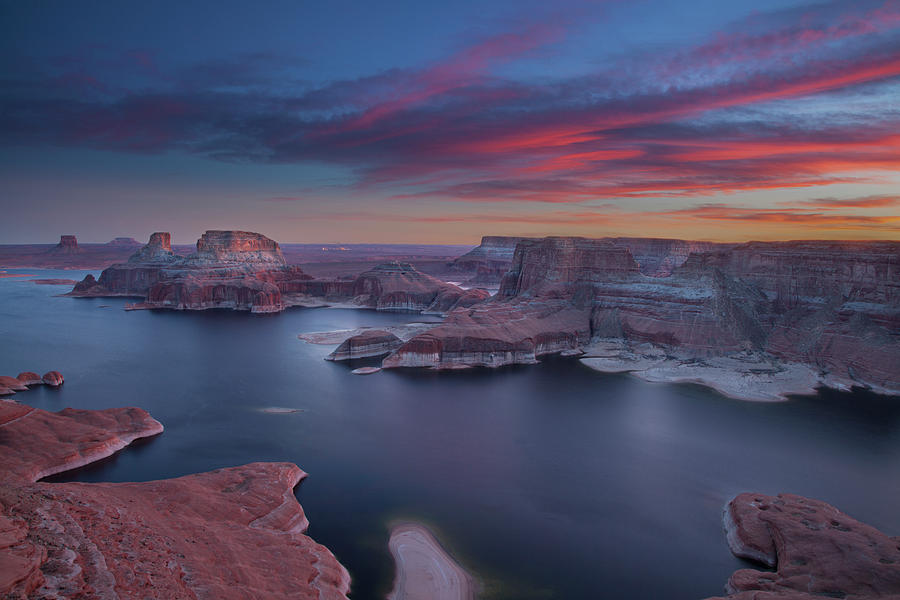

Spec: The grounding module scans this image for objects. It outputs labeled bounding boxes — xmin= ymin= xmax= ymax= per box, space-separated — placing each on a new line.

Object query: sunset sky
xmin=2 ymin=0 xmax=899 ymax=244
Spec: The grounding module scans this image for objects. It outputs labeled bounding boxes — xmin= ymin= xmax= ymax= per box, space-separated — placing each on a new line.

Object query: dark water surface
xmin=2 ymin=269 xmax=899 ymax=600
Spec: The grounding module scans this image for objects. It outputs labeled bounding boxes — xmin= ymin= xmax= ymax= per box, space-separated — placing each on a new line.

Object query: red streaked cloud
xmin=4 ymin=0 xmax=900 ymax=241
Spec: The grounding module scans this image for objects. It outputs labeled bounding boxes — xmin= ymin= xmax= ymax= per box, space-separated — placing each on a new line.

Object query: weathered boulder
xmin=41 ymin=371 xmax=64 ymax=387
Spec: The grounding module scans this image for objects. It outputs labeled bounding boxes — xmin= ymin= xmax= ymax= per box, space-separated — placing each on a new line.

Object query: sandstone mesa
xmin=68 ymin=231 xmax=487 ymax=315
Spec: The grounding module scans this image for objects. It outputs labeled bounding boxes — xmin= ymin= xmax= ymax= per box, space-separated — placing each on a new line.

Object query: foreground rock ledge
xmin=708 ymin=493 xmax=900 ymax=600
xmin=0 ymin=401 xmax=350 ymax=599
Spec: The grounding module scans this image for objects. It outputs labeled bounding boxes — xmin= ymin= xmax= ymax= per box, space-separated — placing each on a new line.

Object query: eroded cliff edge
xmin=0 ymin=398 xmax=350 ymax=599
xmin=386 ymin=237 xmax=900 ymax=399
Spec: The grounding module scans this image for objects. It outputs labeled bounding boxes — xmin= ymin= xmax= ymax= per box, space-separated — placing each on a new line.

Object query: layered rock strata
xmin=449 ymin=235 xmax=730 ymax=284
xmin=326 ymin=330 xmax=403 ymax=361
xmin=385 ymin=237 xmax=900 ymax=398
xmin=707 ymin=493 xmax=900 ymax=599
xmin=70 ymin=234 xmax=484 ymax=315
xmin=0 ymin=400 xmax=351 ymax=599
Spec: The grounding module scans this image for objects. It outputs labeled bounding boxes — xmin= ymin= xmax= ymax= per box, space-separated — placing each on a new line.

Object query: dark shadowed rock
xmin=326 ymin=330 xmax=403 ymax=361
xmin=707 ymin=493 xmax=900 ymax=600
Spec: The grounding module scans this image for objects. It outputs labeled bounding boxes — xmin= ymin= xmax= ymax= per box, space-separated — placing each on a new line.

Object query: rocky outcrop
xmin=384 ymin=300 xmax=590 ymax=369
xmin=68 ymin=233 xmax=483 ymax=315
xmin=326 ymin=330 xmax=403 ymax=361
xmin=0 ymin=371 xmax=63 ymax=396
xmin=707 ymin=493 xmax=900 ymax=599
xmin=68 ymin=231 xmax=311 ymax=312
xmin=47 ymin=235 xmax=81 ymax=255
xmin=15 ymin=372 xmax=42 ymax=386
xmin=41 ymin=371 xmax=64 ymax=386
xmin=345 ymin=262 xmax=489 ymax=312
xmin=0 ymin=400 xmax=351 ymax=599
xmin=127 ymin=231 xmax=177 ymax=264
xmin=385 ymin=237 xmax=900 ymax=398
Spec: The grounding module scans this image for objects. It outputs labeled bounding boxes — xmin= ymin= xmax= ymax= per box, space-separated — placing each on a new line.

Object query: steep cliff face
xmin=450 ymin=235 xmax=729 ymax=283
xmin=498 ymin=237 xmax=640 ymax=298
xmin=449 ymin=236 xmax=537 ymax=285
xmin=386 ymin=237 xmax=900 ymax=397
xmin=194 ymin=230 xmax=285 ymax=264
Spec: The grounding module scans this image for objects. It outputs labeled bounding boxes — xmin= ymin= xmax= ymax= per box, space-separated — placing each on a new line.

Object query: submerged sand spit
xmin=387 ymin=523 xmax=475 ymax=600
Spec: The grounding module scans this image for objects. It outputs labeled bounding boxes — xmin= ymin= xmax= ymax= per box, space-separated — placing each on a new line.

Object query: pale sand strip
xmin=387 ymin=523 xmax=475 ymax=600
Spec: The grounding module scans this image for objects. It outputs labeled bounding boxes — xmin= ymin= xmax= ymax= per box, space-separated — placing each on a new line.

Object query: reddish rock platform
xmin=0 ymin=400 xmax=351 ymax=599
xmin=708 ymin=493 xmax=900 ymax=599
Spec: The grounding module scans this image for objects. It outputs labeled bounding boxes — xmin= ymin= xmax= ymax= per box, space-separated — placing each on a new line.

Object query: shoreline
xmin=387 ymin=522 xmax=476 ymax=600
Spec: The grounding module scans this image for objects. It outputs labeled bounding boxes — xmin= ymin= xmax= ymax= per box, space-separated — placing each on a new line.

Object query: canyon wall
xmin=450 ymin=235 xmax=731 ymax=284
xmin=386 ymin=237 xmax=900 ymax=397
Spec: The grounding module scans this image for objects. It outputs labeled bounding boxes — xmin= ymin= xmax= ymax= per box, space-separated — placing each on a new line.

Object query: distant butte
xmin=68 ymin=231 xmax=488 ymax=314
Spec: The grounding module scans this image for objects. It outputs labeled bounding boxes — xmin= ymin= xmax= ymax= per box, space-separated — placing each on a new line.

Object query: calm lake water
xmin=2 ymin=269 xmax=899 ymax=600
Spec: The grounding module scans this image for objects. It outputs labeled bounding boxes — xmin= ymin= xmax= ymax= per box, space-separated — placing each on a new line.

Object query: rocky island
xmin=383 ymin=236 xmax=900 ymax=400
xmin=68 ymin=231 xmax=487 ymax=314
